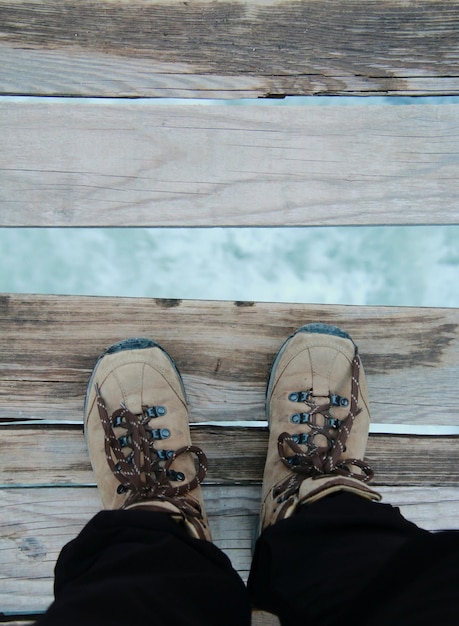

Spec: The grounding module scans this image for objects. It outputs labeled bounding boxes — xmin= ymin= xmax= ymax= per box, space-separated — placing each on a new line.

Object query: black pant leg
xmin=35 ymin=509 xmax=251 ymax=626
xmin=248 ymin=492 xmax=459 ymax=626
xmin=358 ymin=529 xmax=459 ymax=626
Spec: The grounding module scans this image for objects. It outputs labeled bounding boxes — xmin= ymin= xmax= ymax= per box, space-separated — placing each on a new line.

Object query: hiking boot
xmin=84 ymin=338 xmax=211 ymax=541
xmin=261 ymin=323 xmax=381 ymax=531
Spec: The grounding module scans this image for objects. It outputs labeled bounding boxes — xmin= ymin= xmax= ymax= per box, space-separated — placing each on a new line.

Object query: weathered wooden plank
xmin=252 ymin=611 xmax=280 ymax=626
xmin=2 ymin=100 xmax=459 ymax=226
xmin=0 ymin=486 xmax=257 ymax=613
xmin=3 ymin=49 xmax=459 ymax=100
xmin=2 ymin=614 xmax=278 ymax=626
xmin=1 ymin=485 xmax=458 ymax=613
xmin=1 ymin=294 xmax=458 ymax=426
xmin=1 ymin=0 xmax=459 ymax=98
xmin=0 ymin=427 xmax=458 ymax=488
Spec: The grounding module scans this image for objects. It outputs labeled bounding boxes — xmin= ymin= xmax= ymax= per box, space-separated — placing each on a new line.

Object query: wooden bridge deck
xmin=1 ymin=296 xmax=459 ymax=623
xmin=1 ymin=0 xmax=459 ymax=623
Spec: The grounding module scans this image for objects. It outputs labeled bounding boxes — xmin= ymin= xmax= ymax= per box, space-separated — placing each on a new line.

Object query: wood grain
xmin=1 ymin=294 xmax=458 ymax=426
xmin=1 ymin=426 xmax=458 ymax=488
xmin=1 ymin=485 xmax=458 ymax=613
xmin=252 ymin=612 xmax=281 ymax=626
xmin=1 ymin=0 xmax=459 ymax=97
xmin=1 ymin=616 xmax=281 ymax=626
xmin=2 ymin=100 xmax=459 ymax=226
xmin=2 ymin=2 xmax=458 ymax=621
xmin=1 ymin=292 xmax=458 ymax=621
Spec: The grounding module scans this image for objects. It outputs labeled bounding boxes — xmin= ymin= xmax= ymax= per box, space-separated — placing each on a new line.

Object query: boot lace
xmin=95 ymin=384 xmax=208 ymax=537
xmin=273 ymin=347 xmax=374 ymax=504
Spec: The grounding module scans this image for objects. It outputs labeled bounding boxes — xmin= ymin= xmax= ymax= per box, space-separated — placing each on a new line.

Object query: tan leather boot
xmin=261 ymin=323 xmax=381 ymax=531
xmin=84 ymin=338 xmax=211 ymax=541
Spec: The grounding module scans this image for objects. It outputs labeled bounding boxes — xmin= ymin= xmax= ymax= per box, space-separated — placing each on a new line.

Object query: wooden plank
xmin=1 ymin=426 xmax=458 ymax=488
xmin=252 ymin=612 xmax=280 ymax=626
xmin=0 ymin=486 xmax=257 ymax=613
xmin=1 ymin=0 xmax=459 ymax=98
xmin=1 ymin=294 xmax=459 ymax=426
xmin=2 ymin=100 xmax=459 ymax=227
xmin=2 ymin=49 xmax=459 ymax=100
xmin=1 ymin=485 xmax=458 ymax=613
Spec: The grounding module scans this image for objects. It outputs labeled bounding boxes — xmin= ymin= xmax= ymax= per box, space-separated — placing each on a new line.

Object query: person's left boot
xmin=84 ymin=338 xmax=211 ymax=541
xmin=260 ymin=323 xmax=381 ymax=531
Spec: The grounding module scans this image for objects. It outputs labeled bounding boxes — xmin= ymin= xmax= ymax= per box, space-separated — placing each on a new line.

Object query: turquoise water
xmin=1 ymin=226 xmax=458 ymax=307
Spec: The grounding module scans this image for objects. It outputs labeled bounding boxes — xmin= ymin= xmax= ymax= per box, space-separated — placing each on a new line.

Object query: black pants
xmin=35 ymin=494 xmax=459 ymax=626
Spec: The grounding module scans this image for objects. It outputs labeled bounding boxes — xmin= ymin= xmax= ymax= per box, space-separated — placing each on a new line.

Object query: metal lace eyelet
xmin=291 ymin=412 xmax=310 ymax=424
xmin=291 ymin=433 xmax=311 ymax=445
xmin=289 ymin=391 xmax=310 ymax=402
xmin=118 ymin=434 xmax=131 ymax=448
xmin=330 ymin=394 xmax=349 ymax=407
xmin=167 ymin=469 xmax=185 ymax=482
xmin=144 ymin=406 xmax=167 ymax=419
xmin=117 ymin=484 xmax=127 ymax=494
xmin=157 ymin=449 xmax=175 ymax=461
xmin=325 ymin=417 xmax=341 ymax=429
xmin=150 ymin=428 xmax=171 ymax=440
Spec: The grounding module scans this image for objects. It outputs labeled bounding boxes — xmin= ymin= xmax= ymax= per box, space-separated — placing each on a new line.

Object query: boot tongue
xmin=306 ymin=395 xmax=332 ymax=448
xmin=309 ymin=345 xmax=341 ymax=396
xmin=297 ymin=475 xmax=383 ymax=506
xmin=313 ymin=395 xmax=330 ymax=407
xmin=126 ymin=499 xmax=182 ymax=516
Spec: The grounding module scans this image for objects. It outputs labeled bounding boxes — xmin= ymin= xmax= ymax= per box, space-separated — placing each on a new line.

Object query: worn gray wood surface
xmin=1 ymin=426 xmax=458 ymax=488
xmin=2 ymin=2 xmax=458 ymax=624
xmin=1 ymin=0 xmax=459 ymax=98
xmin=2 ymin=294 xmax=458 ymax=619
xmin=2 ymin=294 xmax=458 ymax=426
xmin=1 ymin=485 xmax=458 ymax=614
xmin=2 ymin=100 xmax=459 ymax=226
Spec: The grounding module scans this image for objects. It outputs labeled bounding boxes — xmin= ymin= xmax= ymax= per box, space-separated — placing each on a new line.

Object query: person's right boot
xmin=260 ymin=323 xmax=381 ymax=531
